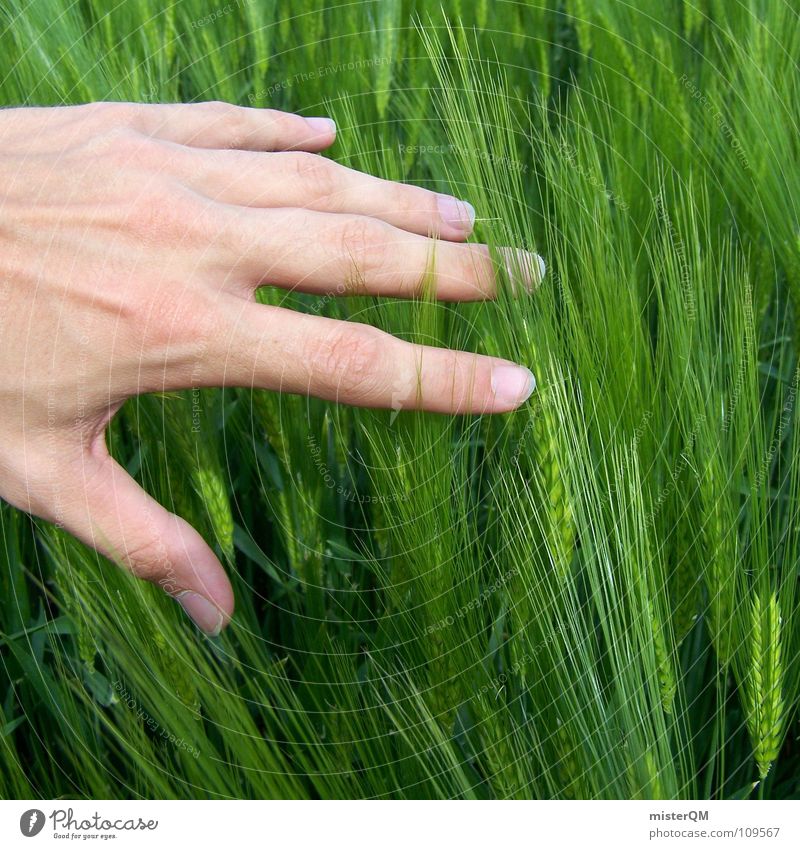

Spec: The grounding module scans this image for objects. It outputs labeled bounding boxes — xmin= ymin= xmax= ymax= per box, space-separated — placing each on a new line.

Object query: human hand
xmin=0 ymin=101 xmax=542 ymax=635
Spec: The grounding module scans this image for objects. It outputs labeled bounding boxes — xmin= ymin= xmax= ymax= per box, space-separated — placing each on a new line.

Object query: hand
xmin=0 ymin=101 xmax=542 ymax=635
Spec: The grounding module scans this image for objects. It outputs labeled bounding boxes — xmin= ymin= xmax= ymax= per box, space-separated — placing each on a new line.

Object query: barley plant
xmin=2 ymin=0 xmax=800 ymax=800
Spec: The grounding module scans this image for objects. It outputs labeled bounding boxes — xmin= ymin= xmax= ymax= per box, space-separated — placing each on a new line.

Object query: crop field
xmin=1 ymin=0 xmax=800 ymax=800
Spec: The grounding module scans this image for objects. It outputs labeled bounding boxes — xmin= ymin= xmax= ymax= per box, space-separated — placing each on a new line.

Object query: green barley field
xmin=2 ymin=0 xmax=800 ymax=800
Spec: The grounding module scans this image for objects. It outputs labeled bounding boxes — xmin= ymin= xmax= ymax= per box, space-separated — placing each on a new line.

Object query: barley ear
xmin=152 ymin=629 xmax=200 ymax=715
xmin=530 ymin=392 xmax=575 ymax=579
xmin=566 ymin=0 xmax=592 ymax=56
xmin=194 ymin=465 xmax=235 ymax=565
xmin=650 ymin=605 xmax=677 ymax=715
xmin=700 ymin=464 xmax=737 ymax=666
xmin=669 ymin=500 xmax=701 ymax=647
xmin=554 ymin=718 xmax=586 ymax=799
xmin=745 ymin=591 xmax=786 ymax=780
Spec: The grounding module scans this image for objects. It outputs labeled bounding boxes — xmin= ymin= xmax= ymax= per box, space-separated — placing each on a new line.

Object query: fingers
xmin=215 ymin=207 xmax=545 ymax=300
xmin=196 ymin=302 xmax=536 ymax=414
xmin=171 ymin=147 xmax=475 ymax=239
xmin=82 ymin=101 xmax=336 ymax=152
xmin=57 ymin=445 xmax=234 ymax=636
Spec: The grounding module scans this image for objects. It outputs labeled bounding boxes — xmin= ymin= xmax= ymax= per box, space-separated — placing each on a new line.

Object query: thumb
xmin=60 ymin=445 xmax=234 ymax=636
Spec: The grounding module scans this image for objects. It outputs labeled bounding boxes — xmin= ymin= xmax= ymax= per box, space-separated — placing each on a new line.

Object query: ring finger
xmin=212 ymin=206 xmax=545 ymax=301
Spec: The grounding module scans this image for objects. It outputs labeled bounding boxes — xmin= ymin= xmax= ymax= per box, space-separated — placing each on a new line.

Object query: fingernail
xmin=437 ymin=195 xmax=475 ymax=233
xmin=305 ymin=116 xmax=337 ymax=137
xmin=491 ymin=365 xmax=536 ymax=408
xmin=175 ymin=591 xmax=223 ymax=637
xmin=499 ymin=248 xmax=547 ymax=290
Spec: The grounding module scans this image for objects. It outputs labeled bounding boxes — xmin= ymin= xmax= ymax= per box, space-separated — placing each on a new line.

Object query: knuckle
xmin=120 ymin=134 xmax=164 ymax=168
xmin=122 ymin=534 xmax=173 ymax=584
xmin=82 ymin=126 xmax=165 ymax=170
xmin=208 ymin=204 xmax=254 ymax=259
xmin=407 ymin=184 xmax=439 ymax=220
xmin=262 ymin=108 xmax=305 ymax=144
xmin=79 ymin=101 xmax=139 ymax=129
xmin=124 ymin=188 xmax=176 ymax=238
xmin=287 ymin=152 xmax=337 ymax=199
xmin=162 ymin=293 xmax=217 ymax=353
xmin=126 ymin=285 xmax=217 ymax=373
xmin=309 ymin=323 xmax=388 ymax=400
xmin=81 ymin=125 xmax=138 ymax=157
xmin=202 ymin=100 xmax=244 ymax=132
xmin=203 ymin=99 xmax=237 ymax=117
xmin=126 ymin=184 xmax=214 ymax=245
xmin=337 ymin=216 xmax=385 ymax=280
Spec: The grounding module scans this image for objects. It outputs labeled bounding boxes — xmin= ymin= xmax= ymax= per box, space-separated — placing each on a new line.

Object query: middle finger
xmin=169 ymin=145 xmax=477 ymax=240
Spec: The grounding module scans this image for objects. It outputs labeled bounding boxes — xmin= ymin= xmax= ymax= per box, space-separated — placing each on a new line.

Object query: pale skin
xmin=0 ymin=101 xmax=541 ymax=636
